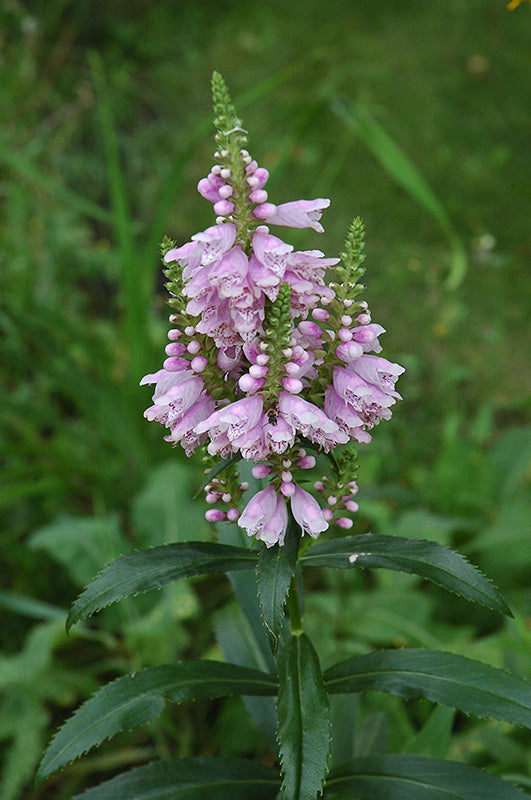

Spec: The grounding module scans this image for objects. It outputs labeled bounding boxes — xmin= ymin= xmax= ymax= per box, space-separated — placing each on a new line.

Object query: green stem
xmin=287 ymin=575 xmax=303 ymax=635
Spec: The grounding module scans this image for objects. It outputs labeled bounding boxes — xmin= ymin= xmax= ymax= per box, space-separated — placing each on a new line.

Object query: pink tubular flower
xmin=194 ymin=395 xmax=265 ymax=458
xmin=291 ymin=485 xmax=329 ymax=538
xmin=238 ymin=485 xmax=288 ymax=547
xmin=278 ymin=392 xmax=348 ymax=451
xmin=258 ymin=199 xmax=331 ymax=233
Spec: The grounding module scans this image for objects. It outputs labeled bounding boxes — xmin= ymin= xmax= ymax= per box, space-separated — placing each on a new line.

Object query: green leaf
xmin=277 ymin=633 xmax=331 ymax=800
xmin=257 ymin=526 xmax=300 ymax=653
xmin=402 ymin=705 xmax=455 ymax=758
xmin=325 ymin=754 xmax=530 ymax=799
xmin=324 ymin=649 xmax=531 ymax=728
xmin=69 ymin=758 xmax=280 ymax=800
xmin=332 ymin=99 xmax=468 ymax=290
xmin=301 ymin=534 xmax=511 ymax=617
xmin=37 ymin=661 xmax=277 ymax=780
xmin=67 ymin=542 xmax=258 ymax=631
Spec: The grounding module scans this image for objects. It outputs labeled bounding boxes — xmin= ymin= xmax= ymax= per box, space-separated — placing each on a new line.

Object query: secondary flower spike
xmin=141 ymin=72 xmax=404 ymax=546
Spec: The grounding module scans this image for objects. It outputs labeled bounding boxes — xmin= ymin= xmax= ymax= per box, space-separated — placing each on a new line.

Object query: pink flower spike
xmin=291 ymin=485 xmax=328 ymax=538
xmin=264 ymin=199 xmax=330 ymax=232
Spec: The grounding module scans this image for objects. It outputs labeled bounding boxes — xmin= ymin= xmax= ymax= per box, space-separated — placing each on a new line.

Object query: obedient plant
xmin=38 ymin=74 xmax=531 ymax=800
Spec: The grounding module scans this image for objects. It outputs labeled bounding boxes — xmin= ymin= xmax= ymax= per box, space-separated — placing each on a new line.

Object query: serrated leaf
xmin=37 ymin=661 xmax=277 ymax=781
xmin=257 ymin=527 xmax=300 ymax=653
xmin=301 ymin=534 xmax=511 ymax=616
xmin=277 ymin=633 xmax=330 ymax=800
xmin=324 ymin=648 xmax=531 ymax=728
xmin=325 ymin=754 xmax=530 ymax=799
xmin=69 ymin=757 xmax=280 ymax=799
xmin=67 ymin=542 xmax=258 ymax=631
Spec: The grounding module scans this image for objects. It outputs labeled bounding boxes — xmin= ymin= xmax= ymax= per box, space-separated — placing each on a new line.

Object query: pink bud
xmin=336 ymin=341 xmax=363 ymax=362
xmin=328 ymin=496 xmax=337 ymax=506
xmin=205 ymin=509 xmax=226 ymax=522
xmin=281 ymin=470 xmax=292 ymax=482
xmin=341 ymin=315 xmax=353 ymax=326
xmin=245 ymin=160 xmax=258 ymax=174
xmin=222 ymin=492 xmax=232 ymax=503
xmin=226 ymin=508 xmax=240 ymax=522
xmin=184 ymin=326 xmax=195 ymax=336
xmin=345 ymin=501 xmax=359 ymax=513
xmin=312 ymin=308 xmax=329 ymax=321
xmin=298 ymin=321 xmax=322 ymax=337
xmin=297 ymin=456 xmax=316 ymax=469
xmin=249 ymin=189 xmax=268 ymax=204
xmin=167 ymin=329 xmax=182 ymax=340
xmin=165 ymin=342 xmax=187 ymax=356
xmin=239 ymin=374 xmax=264 ymax=393
xmin=285 ymin=361 xmax=300 ymax=376
xmin=336 ymin=517 xmax=353 ymax=529
xmin=213 ymin=200 xmax=235 ymax=216
xmin=338 ymin=328 xmax=353 ymax=342
xmin=314 ymin=481 xmax=325 ymax=491
xmin=281 ymin=482 xmax=295 ymax=497
xmin=282 ymin=377 xmax=303 ymax=394
xmin=256 ymin=354 xmax=270 ymax=365
xmin=218 ymin=184 xmax=233 ymax=199
xmin=252 ymin=464 xmax=271 ymax=479
xmin=253 ymin=202 xmax=277 ymax=220
xmin=191 ymin=356 xmax=208 ymax=373
xmin=323 ymin=508 xmax=333 ymax=521
xmin=163 ymin=356 xmax=188 ymax=371
xmin=205 ymin=492 xmax=219 ymax=504
xmin=249 ymin=364 xmax=268 ymax=379
xmin=239 ymin=482 xmax=249 ymax=491
xmin=187 ymin=340 xmax=201 ymax=355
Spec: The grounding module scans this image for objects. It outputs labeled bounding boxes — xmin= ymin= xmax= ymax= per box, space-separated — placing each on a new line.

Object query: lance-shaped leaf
xmin=325 ymin=754 xmax=530 ymax=799
xmin=67 ymin=542 xmax=258 ymax=631
xmin=301 ymin=534 xmax=511 ymax=616
xmin=69 ymin=757 xmax=280 ymax=800
xmin=257 ymin=526 xmax=300 ymax=653
xmin=37 ymin=661 xmax=278 ymax=781
xmin=277 ymin=633 xmax=331 ymax=800
xmin=324 ymin=648 xmax=531 ymax=728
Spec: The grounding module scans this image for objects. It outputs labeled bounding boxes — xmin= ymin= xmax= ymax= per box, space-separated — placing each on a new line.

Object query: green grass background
xmin=0 ymin=1 xmax=530 ymax=797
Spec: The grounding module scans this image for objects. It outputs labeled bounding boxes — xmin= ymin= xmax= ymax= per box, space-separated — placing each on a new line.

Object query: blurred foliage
xmin=0 ymin=0 xmax=530 ymax=797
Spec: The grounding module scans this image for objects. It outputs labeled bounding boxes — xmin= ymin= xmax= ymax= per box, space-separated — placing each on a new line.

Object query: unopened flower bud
xmin=249 ymin=189 xmax=268 ymax=204
xmin=187 ymin=340 xmax=201 ymax=354
xmin=222 ymin=492 xmax=232 ymax=503
xmin=249 ymin=364 xmax=268 ymax=379
xmin=298 ymin=321 xmax=322 ymax=337
xmin=191 ymin=355 xmax=208 ymax=372
xmin=220 ymin=168 xmax=231 ymax=179
xmin=214 ymin=200 xmax=235 ymax=216
xmin=312 ymin=308 xmax=329 ymax=321
xmin=218 ymin=184 xmax=233 ymax=199
xmin=281 ymin=482 xmax=295 ymax=497
xmin=165 ymin=342 xmax=187 ymax=356
xmin=336 ymin=517 xmax=353 ymax=529
xmin=323 ymin=508 xmax=333 ymax=521
xmin=253 ymin=202 xmax=277 ymax=220
xmin=205 ymin=509 xmax=226 ymax=522
xmin=227 ymin=508 xmax=239 ymax=522
xmin=297 ymin=456 xmax=316 ymax=469
xmin=345 ymin=501 xmax=359 ymax=513
xmin=252 ymin=464 xmax=271 ymax=479
xmin=282 ymin=376 xmax=303 ymax=394
xmin=338 ymin=328 xmax=353 ymax=342
xmin=239 ymin=374 xmax=264 ymax=393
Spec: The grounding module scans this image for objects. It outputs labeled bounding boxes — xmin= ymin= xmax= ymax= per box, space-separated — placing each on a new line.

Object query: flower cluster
xmin=141 ymin=73 xmax=404 ymax=547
